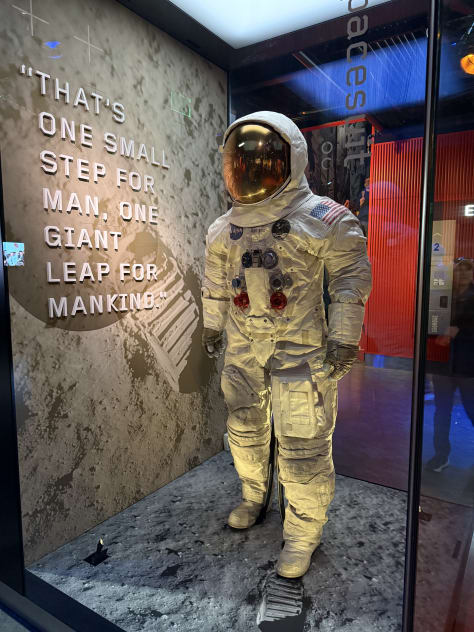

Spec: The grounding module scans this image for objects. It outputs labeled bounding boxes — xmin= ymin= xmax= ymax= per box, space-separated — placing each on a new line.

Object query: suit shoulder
xmin=306 ymin=196 xmax=356 ymax=227
xmin=207 ymin=209 xmax=232 ymax=246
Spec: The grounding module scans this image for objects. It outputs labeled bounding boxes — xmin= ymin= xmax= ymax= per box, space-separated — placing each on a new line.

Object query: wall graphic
xmin=0 ymin=0 xmax=228 ymax=562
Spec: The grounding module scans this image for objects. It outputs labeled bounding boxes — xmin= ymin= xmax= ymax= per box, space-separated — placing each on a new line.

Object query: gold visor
xmin=222 ymin=123 xmax=291 ymax=205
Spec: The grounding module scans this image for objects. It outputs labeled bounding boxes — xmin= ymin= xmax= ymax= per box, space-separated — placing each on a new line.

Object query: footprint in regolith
xmin=160 ymin=564 xmax=181 ymax=577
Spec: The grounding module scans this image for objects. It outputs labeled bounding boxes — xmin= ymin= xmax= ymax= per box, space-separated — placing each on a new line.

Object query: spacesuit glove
xmin=324 ymin=339 xmax=359 ymax=381
xmin=202 ymin=328 xmax=225 ymax=359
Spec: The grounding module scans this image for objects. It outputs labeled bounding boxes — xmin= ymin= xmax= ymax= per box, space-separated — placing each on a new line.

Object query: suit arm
xmin=322 ymin=210 xmax=372 ymax=346
xmin=201 ymin=219 xmax=230 ymax=331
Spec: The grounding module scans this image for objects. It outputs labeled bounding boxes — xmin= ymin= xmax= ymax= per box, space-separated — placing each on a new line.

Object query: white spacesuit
xmin=201 ymin=111 xmax=372 ymax=578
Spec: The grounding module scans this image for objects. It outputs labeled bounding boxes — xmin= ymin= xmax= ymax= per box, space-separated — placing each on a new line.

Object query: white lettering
xmin=54 ymin=78 xmax=70 ymax=104
xmin=90 ymin=92 xmax=103 ymax=114
xmin=97 ymin=263 xmax=109 ymax=281
xmin=71 ymin=295 xmax=87 ymax=316
xmin=73 ymin=87 xmax=90 ymax=110
xmin=143 ymin=292 xmax=154 ymax=309
xmin=137 ymin=143 xmax=149 ymax=162
xmin=120 ymin=137 xmax=135 ymax=158
xmin=60 ymin=117 xmax=75 ymax=143
xmin=48 ymin=296 xmax=67 ymax=318
xmin=112 ymin=102 xmax=125 ymax=123
xmin=465 ymin=204 xmax=474 ymax=217
xmin=43 ymin=188 xmax=62 ymax=212
xmin=40 ymin=150 xmax=57 ymax=174
xmin=130 ymin=293 xmax=141 ymax=310
xmin=79 ymin=263 xmax=94 ymax=282
xmin=39 ymin=111 xmax=56 ymax=136
xmin=46 ymin=262 xmax=60 ymax=283
xmin=90 ymin=295 xmax=104 ymax=314
xmin=43 ymin=227 xmax=118 ymax=251
xmin=80 ymin=124 xmax=93 ymax=148
xmin=107 ymin=294 xmax=119 ymax=312
xmin=44 ymin=225 xmax=61 ymax=247
xmin=35 ymin=70 xmax=50 ymax=95
xmin=63 ymin=262 xmax=76 ymax=282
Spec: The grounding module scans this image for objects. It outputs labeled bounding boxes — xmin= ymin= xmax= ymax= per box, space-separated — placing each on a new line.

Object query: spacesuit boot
xmin=275 ymin=484 xmax=328 ymax=577
xmin=276 ymin=540 xmax=318 ymax=579
xmin=227 ymin=499 xmax=264 ymax=529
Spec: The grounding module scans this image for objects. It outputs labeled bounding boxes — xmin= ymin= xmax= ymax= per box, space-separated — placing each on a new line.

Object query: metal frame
xmin=0 ymin=578 xmax=75 ymax=632
xmin=23 ymin=572 xmax=123 ymax=632
xmin=402 ymin=0 xmax=442 ymax=629
xmin=0 ymin=571 xmax=125 ymax=632
xmin=0 ymin=154 xmax=25 ymax=594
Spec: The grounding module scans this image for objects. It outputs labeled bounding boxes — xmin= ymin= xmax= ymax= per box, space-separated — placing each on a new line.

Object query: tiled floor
xmin=29 ymin=451 xmax=406 ymax=632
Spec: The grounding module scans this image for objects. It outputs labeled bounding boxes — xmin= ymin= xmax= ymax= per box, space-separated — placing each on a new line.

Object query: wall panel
xmin=365 ymin=130 xmax=474 ymax=358
xmin=0 ymin=0 xmax=228 ymax=563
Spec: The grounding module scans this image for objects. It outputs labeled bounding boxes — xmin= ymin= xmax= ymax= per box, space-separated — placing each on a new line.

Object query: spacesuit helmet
xmin=222 ymin=122 xmax=291 ymax=205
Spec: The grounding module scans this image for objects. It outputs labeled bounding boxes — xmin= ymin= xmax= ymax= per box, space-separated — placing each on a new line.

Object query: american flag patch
xmin=310 ymin=200 xmax=349 ymax=226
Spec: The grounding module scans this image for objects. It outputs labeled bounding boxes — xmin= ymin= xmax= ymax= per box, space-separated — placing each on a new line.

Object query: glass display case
xmin=0 ymin=0 xmax=472 ymax=630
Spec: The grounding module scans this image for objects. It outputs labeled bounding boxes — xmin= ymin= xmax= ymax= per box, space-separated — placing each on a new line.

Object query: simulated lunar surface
xmin=30 ymin=451 xmax=406 ymax=631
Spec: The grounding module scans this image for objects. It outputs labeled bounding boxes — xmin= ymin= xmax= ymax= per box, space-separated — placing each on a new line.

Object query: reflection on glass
xmin=229 ymin=4 xmax=430 ymax=632
xmin=416 ymin=1 xmax=474 ymax=631
xmin=426 ymin=258 xmax=474 ymax=475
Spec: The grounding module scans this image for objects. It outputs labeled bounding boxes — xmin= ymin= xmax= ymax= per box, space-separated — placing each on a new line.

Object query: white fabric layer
xmin=202 ymin=297 xmax=229 ymax=331
xmin=327 ymin=303 xmax=365 ymax=346
xmin=203 ymin=193 xmax=372 ymax=340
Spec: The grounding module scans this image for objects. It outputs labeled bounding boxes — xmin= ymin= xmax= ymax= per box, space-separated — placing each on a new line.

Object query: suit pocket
xmin=272 ymin=364 xmax=322 ymax=439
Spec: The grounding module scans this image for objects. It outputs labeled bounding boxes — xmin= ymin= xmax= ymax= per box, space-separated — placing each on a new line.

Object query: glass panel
xmin=415 ymin=1 xmax=474 ymax=630
xmin=0 ymin=0 xmax=227 ymax=628
xmin=230 ymin=1 xmax=429 ymax=492
xmin=0 ymin=1 xmax=434 ymax=631
xmin=229 ymin=1 xmax=429 ymax=630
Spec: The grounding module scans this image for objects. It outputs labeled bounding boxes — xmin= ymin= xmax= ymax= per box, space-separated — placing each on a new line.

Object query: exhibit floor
xmin=414 ymin=496 xmax=474 ymax=631
xmin=29 ymin=451 xmax=406 ymax=632
xmin=334 ymin=364 xmax=411 ymax=491
xmin=335 ymin=362 xmax=474 ymax=508
xmin=0 ymin=607 xmax=29 ymax=631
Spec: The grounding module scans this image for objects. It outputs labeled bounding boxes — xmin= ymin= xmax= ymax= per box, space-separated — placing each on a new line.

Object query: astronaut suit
xmin=201 ymin=111 xmax=372 ymax=578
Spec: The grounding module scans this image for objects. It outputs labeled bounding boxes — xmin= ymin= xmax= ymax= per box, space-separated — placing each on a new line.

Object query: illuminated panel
xmin=169 ymin=0 xmax=391 ymax=49
xmin=365 ymin=138 xmax=422 ymax=358
xmin=287 ymin=39 xmax=461 ymax=117
xmin=365 ymin=130 xmax=474 ymax=359
xmin=434 ymin=130 xmax=474 ymax=204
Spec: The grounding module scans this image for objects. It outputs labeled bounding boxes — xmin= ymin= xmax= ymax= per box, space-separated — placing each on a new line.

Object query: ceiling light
xmin=169 ymin=0 xmax=391 ymax=49
xmin=460 ymin=53 xmax=474 ymax=75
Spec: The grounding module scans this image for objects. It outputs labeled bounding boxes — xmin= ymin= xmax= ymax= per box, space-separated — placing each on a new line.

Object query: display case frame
xmin=0 ymin=0 xmax=459 ymax=630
